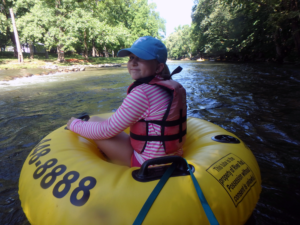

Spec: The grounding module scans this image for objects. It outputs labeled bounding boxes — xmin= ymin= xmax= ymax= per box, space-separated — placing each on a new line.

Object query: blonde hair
xmin=160 ymin=64 xmax=172 ymax=80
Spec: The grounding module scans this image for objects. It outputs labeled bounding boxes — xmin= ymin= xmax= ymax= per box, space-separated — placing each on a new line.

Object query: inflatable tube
xmin=19 ymin=113 xmax=261 ymax=225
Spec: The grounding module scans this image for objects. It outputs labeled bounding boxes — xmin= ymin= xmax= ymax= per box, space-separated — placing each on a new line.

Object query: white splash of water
xmin=0 ymin=72 xmax=67 ymax=88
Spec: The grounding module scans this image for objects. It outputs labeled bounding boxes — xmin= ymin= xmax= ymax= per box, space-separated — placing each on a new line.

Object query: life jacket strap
xmin=138 ymin=116 xmax=187 ymax=126
xmin=130 ymin=129 xmax=186 ymax=142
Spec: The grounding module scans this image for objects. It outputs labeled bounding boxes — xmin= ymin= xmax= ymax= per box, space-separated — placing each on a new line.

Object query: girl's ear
xmin=156 ymin=63 xmax=165 ymax=74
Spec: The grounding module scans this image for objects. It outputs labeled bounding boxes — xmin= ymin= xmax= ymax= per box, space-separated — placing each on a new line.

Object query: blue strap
xmin=133 ymin=159 xmax=219 ymax=225
xmin=133 ymin=163 xmax=176 ymax=225
xmin=184 ymin=158 xmax=219 ymax=225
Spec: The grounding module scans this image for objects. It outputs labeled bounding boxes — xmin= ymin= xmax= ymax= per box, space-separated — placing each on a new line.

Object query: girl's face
xmin=127 ymin=54 xmax=163 ymax=80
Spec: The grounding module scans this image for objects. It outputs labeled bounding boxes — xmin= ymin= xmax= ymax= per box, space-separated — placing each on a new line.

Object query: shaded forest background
xmin=166 ymin=0 xmax=300 ymax=63
xmin=1 ymin=0 xmax=300 ymax=63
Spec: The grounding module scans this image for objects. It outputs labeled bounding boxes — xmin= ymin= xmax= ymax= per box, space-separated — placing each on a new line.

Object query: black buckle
xmin=132 ymin=156 xmax=194 ymax=182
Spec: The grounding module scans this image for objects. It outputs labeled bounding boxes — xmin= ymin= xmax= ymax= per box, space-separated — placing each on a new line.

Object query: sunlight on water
xmin=0 ymin=67 xmax=129 ymax=89
xmin=0 ymin=72 xmax=68 ymax=87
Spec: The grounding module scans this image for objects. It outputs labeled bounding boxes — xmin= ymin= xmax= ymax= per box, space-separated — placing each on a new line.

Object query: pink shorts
xmin=131 ymin=153 xmax=142 ymax=167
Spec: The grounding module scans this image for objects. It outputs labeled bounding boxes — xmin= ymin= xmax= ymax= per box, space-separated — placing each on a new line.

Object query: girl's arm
xmin=69 ymin=87 xmax=149 ymax=140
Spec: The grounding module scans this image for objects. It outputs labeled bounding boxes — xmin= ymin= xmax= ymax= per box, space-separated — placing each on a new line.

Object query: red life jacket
xmin=127 ymin=75 xmax=187 ymax=154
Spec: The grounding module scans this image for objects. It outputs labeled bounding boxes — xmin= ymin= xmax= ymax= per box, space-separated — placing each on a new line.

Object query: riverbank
xmin=0 ymin=54 xmax=128 ymax=70
xmin=0 ymin=64 xmax=125 ymax=82
xmin=0 ymin=55 xmax=128 ymax=82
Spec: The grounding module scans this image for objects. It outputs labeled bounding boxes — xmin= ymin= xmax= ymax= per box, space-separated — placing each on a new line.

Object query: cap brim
xmin=117 ymin=48 xmax=155 ymax=60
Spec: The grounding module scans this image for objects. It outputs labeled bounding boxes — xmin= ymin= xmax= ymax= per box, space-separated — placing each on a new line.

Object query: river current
xmin=0 ymin=61 xmax=299 ymax=224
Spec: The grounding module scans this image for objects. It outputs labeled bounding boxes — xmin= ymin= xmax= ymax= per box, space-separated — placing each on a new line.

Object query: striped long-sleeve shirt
xmin=70 ymin=77 xmax=183 ymax=165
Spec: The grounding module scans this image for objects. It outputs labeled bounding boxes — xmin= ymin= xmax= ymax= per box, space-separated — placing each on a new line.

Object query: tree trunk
xmin=13 ymin=46 xmax=18 ymax=57
xmin=8 ymin=28 xmax=17 ymax=57
xmin=93 ymin=47 xmax=98 ymax=57
xmin=291 ymin=18 xmax=300 ymax=57
xmin=9 ymin=8 xmax=23 ymax=63
xmin=57 ymin=44 xmax=65 ymax=62
xmin=92 ymin=39 xmax=97 ymax=57
xmin=83 ymin=30 xmax=88 ymax=59
xmin=112 ymin=50 xmax=114 ymax=58
xmin=45 ymin=50 xmax=49 ymax=59
xmin=29 ymin=43 xmax=34 ymax=59
xmin=103 ymin=46 xmax=109 ymax=57
xmin=98 ymin=47 xmax=103 ymax=57
xmin=288 ymin=0 xmax=300 ymax=57
xmin=274 ymin=28 xmax=284 ymax=63
xmin=5 ymin=9 xmax=17 ymax=57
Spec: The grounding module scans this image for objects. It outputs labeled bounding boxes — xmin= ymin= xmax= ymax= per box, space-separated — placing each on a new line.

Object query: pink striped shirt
xmin=70 ymin=76 xmax=183 ymax=165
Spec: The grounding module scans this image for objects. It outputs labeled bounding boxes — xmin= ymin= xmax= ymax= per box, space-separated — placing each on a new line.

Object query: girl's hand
xmin=67 ymin=117 xmax=77 ymax=129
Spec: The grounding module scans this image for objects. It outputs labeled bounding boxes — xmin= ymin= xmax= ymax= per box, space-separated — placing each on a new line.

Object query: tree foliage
xmin=165 ymin=25 xmax=193 ymax=59
xmin=1 ymin=0 xmax=165 ymax=60
xmin=190 ymin=0 xmax=300 ymax=62
xmin=0 ymin=0 xmax=15 ymax=51
xmin=3 ymin=0 xmax=299 ymax=63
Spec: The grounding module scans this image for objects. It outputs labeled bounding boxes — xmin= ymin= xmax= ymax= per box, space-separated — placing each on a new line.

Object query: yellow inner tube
xmin=19 ymin=113 xmax=261 ymax=225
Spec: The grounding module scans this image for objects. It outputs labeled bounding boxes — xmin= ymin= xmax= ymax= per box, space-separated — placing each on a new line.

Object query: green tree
xmin=0 ymin=0 xmax=35 ymax=55
xmin=66 ymin=6 xmax=130 ymax=59
xmin=0 ymin=0 xmax=16 ymax=55
xmin=13 ymin=0 xmax=165 ymax=61
xmin=191 ymin=0 xmax=300 ymax=62
xmin=191 ymin=0 xmax=215 ymax=56
xmin=15 ymin=0 xmax=101 ymax=61
xmin=166 ymin=25 xmax=193 ymax=59
xmin=0 ymin=5 xmax=9 ymax=51
xmin=16 ymin=1 xmax=52 ymax=58
xmin=191 ymin=0 xmax=235 ymax=59
xmin=224 ymin=0 xmax=300 ymax=62
xmin=98 ymin=0 xmax=166 ymax=45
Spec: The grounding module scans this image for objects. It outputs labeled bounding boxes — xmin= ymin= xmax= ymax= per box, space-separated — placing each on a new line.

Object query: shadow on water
xmin=0 ymin=62 xmax=300 ymax=224
xmin=181 ymin=62 xmax=300 ymax=225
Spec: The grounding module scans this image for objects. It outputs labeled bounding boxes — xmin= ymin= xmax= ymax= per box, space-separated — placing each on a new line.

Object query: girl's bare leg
xmin=89 ymin=116 xmax=133 ymax=167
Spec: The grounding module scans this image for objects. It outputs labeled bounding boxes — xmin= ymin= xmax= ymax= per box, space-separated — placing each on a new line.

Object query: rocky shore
xmin=42 ymin=62 xmax=122 ymax=71
xmin=0 ymin=63 xmax=122 ymax=82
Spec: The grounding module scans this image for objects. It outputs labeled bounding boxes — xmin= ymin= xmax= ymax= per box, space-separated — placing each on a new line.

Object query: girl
xmin=67 ymin=36 xmax=187 ymax=167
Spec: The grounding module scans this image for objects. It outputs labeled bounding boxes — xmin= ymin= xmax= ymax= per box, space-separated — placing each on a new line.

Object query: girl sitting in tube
xmin=67 ymin=36 xmax=187 ymax=167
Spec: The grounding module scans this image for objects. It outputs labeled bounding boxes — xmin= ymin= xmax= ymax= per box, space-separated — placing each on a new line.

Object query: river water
xmin=0 ymin=61 xmax=299 ymax=224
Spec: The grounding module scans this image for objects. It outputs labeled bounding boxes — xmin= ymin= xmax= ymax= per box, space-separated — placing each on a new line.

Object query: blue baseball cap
xmin=117 ymin=36 xmax=167 ymax=63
